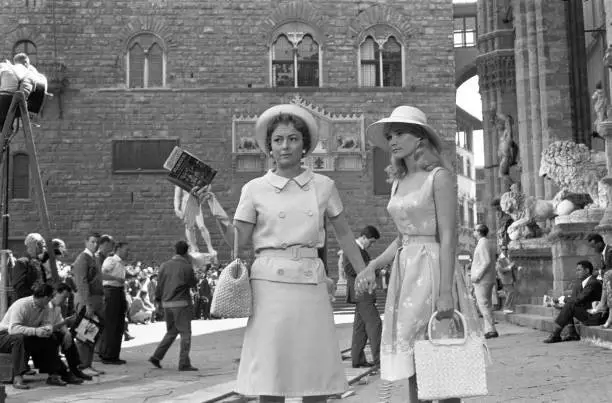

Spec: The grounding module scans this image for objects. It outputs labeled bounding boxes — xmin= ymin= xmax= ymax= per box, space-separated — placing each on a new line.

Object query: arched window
xmin=11 ymin=153 xmax=29 ymax=199
xmin=359 ymin=35 xmax=403 ymax=87
xmin=126 ymin=33 xmax=166 ymax=88
xmin=12 ymin=40 xmax=37 ymax=65
xmin=271 ymin=33 xmax=320 ymax=88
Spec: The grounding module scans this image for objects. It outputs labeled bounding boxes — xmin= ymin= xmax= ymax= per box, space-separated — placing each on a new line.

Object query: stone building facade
xmin=0 ymin=0 xmax=456 ymax=276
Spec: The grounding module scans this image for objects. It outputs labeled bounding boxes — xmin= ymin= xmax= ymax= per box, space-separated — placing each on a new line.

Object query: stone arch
xmin=456 ymin=62 xmax=478 ymax=88
xmin=115 ymin=16 xmax=178 ymax=60
xmin=262 ymin=0 xmax=326 ymax=47
xmin=348 ymin=4 xmax=417 ymax=46
xmin=4 ymin=27 xmax=47 ymax=57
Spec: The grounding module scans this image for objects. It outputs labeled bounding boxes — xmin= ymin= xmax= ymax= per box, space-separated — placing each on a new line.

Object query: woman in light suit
xmin=197 ymin=104 xmax=368 ymax=403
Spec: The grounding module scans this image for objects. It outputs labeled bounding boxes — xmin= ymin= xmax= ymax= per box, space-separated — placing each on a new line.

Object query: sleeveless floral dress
xmin=381 ymin=167 xmax=484 ymax=382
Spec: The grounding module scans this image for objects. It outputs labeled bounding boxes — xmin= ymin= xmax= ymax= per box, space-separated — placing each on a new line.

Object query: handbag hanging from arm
xmin=209 ymin=225 xmax=252 ymax=319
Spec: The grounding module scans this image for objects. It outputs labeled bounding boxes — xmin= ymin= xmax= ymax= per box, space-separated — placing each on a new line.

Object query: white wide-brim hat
xmin=255 ymin=104 xmax=319 ymax=156
xmin=366 ymin=106 xmax=443 ymax=152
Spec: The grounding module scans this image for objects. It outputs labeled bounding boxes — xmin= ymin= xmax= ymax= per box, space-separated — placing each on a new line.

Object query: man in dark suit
xmin=341 ymin=225 xmax=382 ymax=368
xmin=543 ymin=260 xmax=607 ymax=343
xmin=72 ymin=232 xmax=105 ymax=377
xmin=587 ymin=233 xmax=612 ymax=278
xmin=11 ymin=233 xmax=47 ymax=305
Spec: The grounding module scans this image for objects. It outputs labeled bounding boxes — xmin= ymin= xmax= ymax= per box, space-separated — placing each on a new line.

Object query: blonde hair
xmin=384 ymin=123 xmax=449 ymax=183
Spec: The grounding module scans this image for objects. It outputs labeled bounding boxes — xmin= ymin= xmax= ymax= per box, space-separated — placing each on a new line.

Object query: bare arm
xmin=328 ymin=212 xmax=366 ymax=274
xmin=433 ymin=169 xmax=458 ymax=297
xmin=368 ymin=237 xmax=400 ymax=271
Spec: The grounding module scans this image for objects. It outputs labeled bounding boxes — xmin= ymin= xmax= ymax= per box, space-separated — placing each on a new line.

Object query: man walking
xmin=99 ymin=241 xmax=129 ymax=364
xmin=471 ymin=224 xmax=498 ymax=339
xmin=149 ymin=241 xmax=198 ymax=371
xmin=72 ymin=232 xmax=105 ymax=376
xmin=342 ymin=225 xmax=382 ymax=368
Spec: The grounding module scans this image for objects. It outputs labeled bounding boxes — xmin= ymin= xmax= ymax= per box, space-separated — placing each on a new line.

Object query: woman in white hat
xmin=195 ymin=104 xmax=368 ymax=402
xmin=355 ymin=106 xmax=481 ymax=402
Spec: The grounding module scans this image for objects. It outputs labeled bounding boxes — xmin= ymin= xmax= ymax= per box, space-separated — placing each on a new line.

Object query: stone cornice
xmin=547 ymin=221 xmax=602 ymax=242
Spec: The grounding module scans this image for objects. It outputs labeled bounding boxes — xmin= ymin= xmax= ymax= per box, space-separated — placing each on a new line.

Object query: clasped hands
xmin=355 ymin=265 xmax=377 ymax=296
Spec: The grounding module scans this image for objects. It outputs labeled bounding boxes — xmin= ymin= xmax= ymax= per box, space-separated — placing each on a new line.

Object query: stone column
xmin=476 ymin=0 xmax=517 ymax=231
xmin=596 ymin=0 xmax=612 ymax=241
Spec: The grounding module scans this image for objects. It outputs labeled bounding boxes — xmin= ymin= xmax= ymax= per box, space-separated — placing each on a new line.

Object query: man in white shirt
xmin=471 ymin=224 xmax=498 ymax=339
xmin=98 ymin=241 xmax=129 ymax=364
xmin=0 ymin=284 xmax=81 ymax=388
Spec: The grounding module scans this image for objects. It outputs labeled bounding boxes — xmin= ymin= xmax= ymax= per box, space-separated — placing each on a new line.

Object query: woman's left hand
xmin=435 ymin=292 xmax=454 ymax=320
xmin=355 ymin=268 xmax=376 ymax=295
xmin=191 ymin=185 xmax=213 ymax=203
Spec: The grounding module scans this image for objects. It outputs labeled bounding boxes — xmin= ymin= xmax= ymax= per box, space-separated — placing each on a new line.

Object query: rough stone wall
xmin=0 ymin=0 xmax=456 ymax=275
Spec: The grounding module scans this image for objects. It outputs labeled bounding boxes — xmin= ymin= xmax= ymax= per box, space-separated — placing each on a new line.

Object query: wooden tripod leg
xmin=17 ymin=94 xmax=59 ymax=285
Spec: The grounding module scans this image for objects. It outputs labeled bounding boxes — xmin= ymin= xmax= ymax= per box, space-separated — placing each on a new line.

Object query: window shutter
xmin=11 ymin=153 xmax=29 ymax=199
xmin=297 ymin=35 xmax=319 ymax=87
xmin=360 ymin=37 xmax=378 ymax=87
xmin=381 ymin=37 xmax=402 ymax=87
xmin=148 ymin=43 xmax=164 ymax=87
xmin=272 ymin=35 xmax=294 ymax=87
xmin=129 ymin=43 xmax=145 ymax=88
xmin=373 ymin=147 xmax=392 ymax=195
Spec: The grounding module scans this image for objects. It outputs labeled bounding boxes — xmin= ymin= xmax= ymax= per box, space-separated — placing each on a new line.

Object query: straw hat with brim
xmin=254 ymin=104 xmax=319 ymax=156
xmin=366 ymin=106 xmax=443 ymax=153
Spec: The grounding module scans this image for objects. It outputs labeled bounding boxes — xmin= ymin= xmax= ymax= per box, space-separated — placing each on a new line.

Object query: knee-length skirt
xmin=235 ymin=279 xmax=348 ymax=397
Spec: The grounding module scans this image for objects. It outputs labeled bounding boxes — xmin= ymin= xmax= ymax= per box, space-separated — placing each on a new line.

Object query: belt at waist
xmin=401 ymin=235 xmax=437 ymax=245
xmin=256 ymin=246 xmax=318 ymax=260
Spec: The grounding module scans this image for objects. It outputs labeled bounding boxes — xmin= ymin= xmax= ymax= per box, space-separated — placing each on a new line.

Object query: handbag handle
xmin=426 ymin=309 xmax=468 ymax=346
xmin=231 ymin=224 xmax=240 ymax=261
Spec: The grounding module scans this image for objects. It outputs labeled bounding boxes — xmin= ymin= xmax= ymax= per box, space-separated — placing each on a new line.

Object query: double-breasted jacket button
xmin=306 ymin=210 xmax=313 ymax=216
xmin=278 ymin=211 xmax=286 ymax=218
xmin=280 ymin=242 xmax=288 ymax=249
xmin=275 ymin=189 xmax=281 ymax=194
xmin=307 ymin=241 xmax=315 ymax=247
xmin=303 ymin=270 xmax=313 ymax=278
xmin=303 ymin=185 xmax=310 ymax=191
xmin=277 ymin=269 xmax=285 ymax=275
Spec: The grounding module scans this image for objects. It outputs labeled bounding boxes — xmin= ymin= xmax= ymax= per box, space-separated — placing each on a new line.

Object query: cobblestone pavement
xmin=6 ymin=316 xmax=612 ymax=402
xmin=342 ymin=322 xmax=612 ymax=403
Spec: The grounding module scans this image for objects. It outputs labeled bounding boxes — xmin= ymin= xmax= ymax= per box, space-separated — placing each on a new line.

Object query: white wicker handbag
xmin=414 ymin=310 xmax=488 ymax=400
xmin=210 ymin=227 xmax=252 ymax=318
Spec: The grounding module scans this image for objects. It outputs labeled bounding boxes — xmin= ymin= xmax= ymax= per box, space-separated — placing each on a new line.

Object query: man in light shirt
xmin=0 ymin=284 xmax=81 ymax=388
xmin=471 ymin=224 xmax=498 ymax=339
xmin=98 ymin=241 xmax=129 ymax=364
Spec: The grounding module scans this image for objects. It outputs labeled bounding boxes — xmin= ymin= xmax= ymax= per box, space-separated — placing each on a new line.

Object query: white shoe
xmin=503 ymin=309 xmax=514 ymax=314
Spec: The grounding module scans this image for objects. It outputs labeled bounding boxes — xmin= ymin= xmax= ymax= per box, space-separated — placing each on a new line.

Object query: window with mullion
xmin=127 ymin=34 xmax=165 ymax=88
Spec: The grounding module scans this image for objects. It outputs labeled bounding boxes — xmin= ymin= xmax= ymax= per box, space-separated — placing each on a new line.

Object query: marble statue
xmin=499 ymin=184 xmax=550 ymax=241
xmin=493 ymin=111 xmax=519 ymax=188
xmin=593 ymin=82 xmax=608 ymax=130
xmin=539 ymin=140 xmax=607 ymax=209
xmin=174 ymin=185 xmax=217 ymax=260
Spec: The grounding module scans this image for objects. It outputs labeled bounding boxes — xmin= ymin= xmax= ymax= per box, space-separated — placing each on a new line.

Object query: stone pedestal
xmin=508 ymin=238 xmax=553 ymax=304
xmin=549 ymin=220 xmax=602 ymax=295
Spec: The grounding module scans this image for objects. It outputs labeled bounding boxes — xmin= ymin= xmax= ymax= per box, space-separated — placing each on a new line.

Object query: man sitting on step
xmin=543 ymin=260 xmax=607 ymax=343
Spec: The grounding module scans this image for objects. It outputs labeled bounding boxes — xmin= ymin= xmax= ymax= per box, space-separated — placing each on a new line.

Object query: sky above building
xmin=456 ymin=75 xmax=484 ymax=166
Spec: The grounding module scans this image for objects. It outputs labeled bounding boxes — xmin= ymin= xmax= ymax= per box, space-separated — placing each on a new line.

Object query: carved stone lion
xmin=538 ymin=140 xmax=607 ymax=209
xmin=499 ymin=184 xmax=550 ymax=240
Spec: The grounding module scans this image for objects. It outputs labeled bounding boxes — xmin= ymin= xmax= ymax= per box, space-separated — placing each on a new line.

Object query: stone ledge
xmin=493 ymin=309 xmax=612 ymax=343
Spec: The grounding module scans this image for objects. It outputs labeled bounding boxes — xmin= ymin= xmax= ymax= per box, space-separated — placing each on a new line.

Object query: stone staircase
xmin=493 ymin=303 xmax=612 ymax=342
xmin=332 ymin=291 xmax=387 ymax=315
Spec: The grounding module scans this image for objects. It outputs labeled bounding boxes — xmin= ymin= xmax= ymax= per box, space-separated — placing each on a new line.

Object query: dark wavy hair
xmin=265 ymin=113 xmax=312 ymax=156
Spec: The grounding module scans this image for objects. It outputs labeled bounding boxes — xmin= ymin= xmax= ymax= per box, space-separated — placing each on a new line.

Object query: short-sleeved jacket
xmin=234 ymin=169 xmax=343 ymax=284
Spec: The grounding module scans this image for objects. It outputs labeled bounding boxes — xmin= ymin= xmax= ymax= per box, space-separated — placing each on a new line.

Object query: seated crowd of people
xmin=0 ymin=231 xmax=220 ymax=390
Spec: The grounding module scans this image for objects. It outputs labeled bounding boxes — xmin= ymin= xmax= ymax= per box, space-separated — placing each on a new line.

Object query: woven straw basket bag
xmin=414 ymin=310 xmax=488 ymax=400
xmin=210 ymin=227 xmax=252 ymax=319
